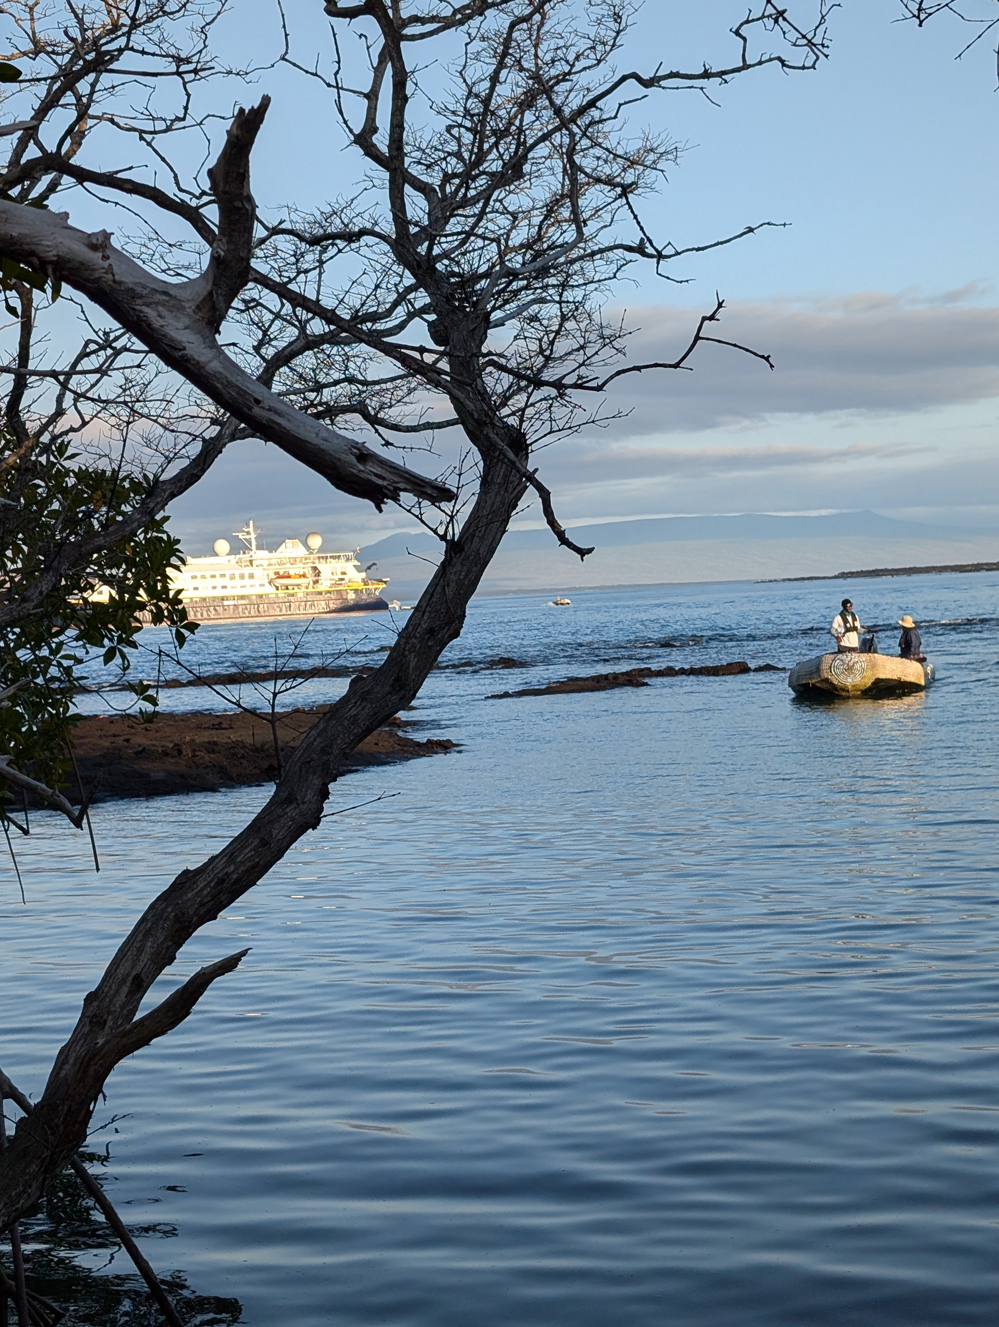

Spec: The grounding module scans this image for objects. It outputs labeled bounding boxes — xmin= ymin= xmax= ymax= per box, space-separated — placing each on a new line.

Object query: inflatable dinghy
xmin=788 ymin=652 xmax=934 ymax=699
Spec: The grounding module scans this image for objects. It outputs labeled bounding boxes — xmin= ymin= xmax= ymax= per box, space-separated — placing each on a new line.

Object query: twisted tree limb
xmin=0 ymin=757 xmax=94 ymax=831
xmin=0 ymin=106 xmax=452 ymax=511
xmin=199 ymin=98 xmax=271 ymax=333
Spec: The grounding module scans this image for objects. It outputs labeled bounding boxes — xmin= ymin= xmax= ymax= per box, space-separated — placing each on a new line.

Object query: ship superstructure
xmin=165 ymin=521 xmax=389 ymax=623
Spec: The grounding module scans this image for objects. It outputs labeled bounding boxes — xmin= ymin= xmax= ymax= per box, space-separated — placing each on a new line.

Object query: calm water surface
xmin=5 ymin=573 xmax=999 ymax=1325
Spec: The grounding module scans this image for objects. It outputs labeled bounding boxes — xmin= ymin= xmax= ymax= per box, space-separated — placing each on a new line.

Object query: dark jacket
xmin=899 ymin=627 xmax=923 ymax=660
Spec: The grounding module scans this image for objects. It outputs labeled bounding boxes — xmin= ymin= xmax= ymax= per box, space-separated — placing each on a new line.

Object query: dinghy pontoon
xmin=788 ymin=652 xmax=934 ymax=700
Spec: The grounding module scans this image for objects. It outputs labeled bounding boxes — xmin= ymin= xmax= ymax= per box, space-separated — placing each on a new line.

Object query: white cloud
xmin=589 ymin=292 xmax=999 ymax=434
xmin=544 ymin=438 xmax=924 ymax=484
xmin=166 ymin=290 xmax=999 ymax=550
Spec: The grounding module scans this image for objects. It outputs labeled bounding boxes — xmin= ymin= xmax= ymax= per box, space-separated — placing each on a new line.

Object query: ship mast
xmin=234 ymin=520 xmax=261 ymax=562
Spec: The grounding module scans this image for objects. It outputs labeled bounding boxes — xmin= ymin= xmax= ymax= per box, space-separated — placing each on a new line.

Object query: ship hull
xmin=140 ymin=590 xmax=389 ymax=626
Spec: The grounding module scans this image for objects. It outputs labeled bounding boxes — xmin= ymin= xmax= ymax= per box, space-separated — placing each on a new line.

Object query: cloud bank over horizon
xmin=587 ymin=290 xmax=999 ymax=435
xmin=167 ymin=288 xmax=999 ymax=554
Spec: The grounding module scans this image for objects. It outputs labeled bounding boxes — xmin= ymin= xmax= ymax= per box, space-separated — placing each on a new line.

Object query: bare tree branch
xmin=0 ymin=195 xmax=453 ymax=506
xmin=199 ymin=97 xmax=271 ymax=331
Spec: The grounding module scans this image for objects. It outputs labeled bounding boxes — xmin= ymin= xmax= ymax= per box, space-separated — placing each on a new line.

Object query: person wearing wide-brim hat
xmin=898 ymin=615 xmax=925 ymax=662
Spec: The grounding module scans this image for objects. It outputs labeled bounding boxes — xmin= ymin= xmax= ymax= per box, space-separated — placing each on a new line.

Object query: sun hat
xmin=898 ymin=614 xmax=916 ymax=628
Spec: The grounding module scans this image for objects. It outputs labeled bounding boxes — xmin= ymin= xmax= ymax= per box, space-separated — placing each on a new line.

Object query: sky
xmin=167 ymin=0 xmax=999 ymax=553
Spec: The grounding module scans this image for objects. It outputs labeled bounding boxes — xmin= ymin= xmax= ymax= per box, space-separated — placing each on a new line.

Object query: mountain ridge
xmin=359 ymin=509 xmax=994 ymax=561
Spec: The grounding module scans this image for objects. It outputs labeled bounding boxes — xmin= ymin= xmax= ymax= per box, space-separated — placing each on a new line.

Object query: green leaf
xmin=0 ymin=63 xmax=22 ymax=83
xmin=102 ymin=646 xmax=116 ymax=665
xmin=19 ymin=266 xmax=46 ymax=291
xmin=0 ymin=257 xmax=48 ymax=291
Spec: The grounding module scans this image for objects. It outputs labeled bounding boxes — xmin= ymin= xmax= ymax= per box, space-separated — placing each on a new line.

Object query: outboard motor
xmin=860 ymin=633 xmax=878 ymax=654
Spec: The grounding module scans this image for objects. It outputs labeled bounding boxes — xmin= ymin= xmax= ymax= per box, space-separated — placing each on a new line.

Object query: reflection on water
xmin=5 ymin=571 xmax=999 ymax=1325
xmin=4 ymin=1158 xmax=241 ymax=1326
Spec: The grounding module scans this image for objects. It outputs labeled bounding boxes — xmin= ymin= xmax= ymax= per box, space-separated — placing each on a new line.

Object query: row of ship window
xmin=189 ymin=572 xmax=256 ymax=581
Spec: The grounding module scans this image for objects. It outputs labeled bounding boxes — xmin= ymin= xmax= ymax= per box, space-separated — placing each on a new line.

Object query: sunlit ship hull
xmin=176 ymin=589 xmax=390 ymax=624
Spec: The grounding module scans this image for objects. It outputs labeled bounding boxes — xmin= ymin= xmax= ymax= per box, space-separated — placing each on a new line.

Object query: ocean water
xmin=5 ymin=572 xmax=999 ymax=1325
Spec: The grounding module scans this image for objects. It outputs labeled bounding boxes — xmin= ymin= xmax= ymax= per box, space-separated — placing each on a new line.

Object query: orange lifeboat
xmin=269 ymin=570 xmax=312 ymax=592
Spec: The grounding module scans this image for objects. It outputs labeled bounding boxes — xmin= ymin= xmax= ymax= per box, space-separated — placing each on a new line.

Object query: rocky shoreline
xmin=60 ymin=658 xmax=783 ymax=802
xmin=65 ymin=708 xmax=456 ymax=804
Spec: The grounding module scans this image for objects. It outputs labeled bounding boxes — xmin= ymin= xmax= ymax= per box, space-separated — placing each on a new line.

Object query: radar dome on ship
xmin=213 ymin=539 xmax=230 ymax=556
xmin=306 ymin=532 xmax=322 ymax=551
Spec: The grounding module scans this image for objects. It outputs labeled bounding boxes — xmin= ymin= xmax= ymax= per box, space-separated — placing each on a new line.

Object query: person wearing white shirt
xmin=831 ymin=598 xmax=862 ymax=652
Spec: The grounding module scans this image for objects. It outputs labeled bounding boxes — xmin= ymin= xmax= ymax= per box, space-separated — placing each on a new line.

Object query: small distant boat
xmin=550 ymin=596 xmax=571 ymax=607
xmin=788 ymin=652 xmax=935 ymax=700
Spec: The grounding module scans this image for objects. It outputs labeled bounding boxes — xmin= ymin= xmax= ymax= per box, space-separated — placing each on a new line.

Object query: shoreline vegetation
xmin=768 ymin=560 xmax=999 ymax=583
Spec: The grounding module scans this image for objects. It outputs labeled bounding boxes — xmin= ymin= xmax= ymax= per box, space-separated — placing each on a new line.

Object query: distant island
xmin=770 ymin=561 xmax=999 ymax=583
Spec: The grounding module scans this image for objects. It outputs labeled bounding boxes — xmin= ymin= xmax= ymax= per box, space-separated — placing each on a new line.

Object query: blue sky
xmin=170 ymin=1 xmax=999 ymax=552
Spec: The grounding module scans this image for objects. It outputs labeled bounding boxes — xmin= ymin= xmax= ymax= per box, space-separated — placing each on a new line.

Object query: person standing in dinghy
xmin=831 ymin=599 xmax=862 ymax=653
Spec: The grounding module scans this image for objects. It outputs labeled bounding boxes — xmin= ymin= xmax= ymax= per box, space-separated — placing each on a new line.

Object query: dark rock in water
xmin=660 ymin=661 xmax=751 ymax=677
xmin=752 ymin=663 xmax=787 ymax=672
xmin=61 ymin=708 xmax=455 ymax=804
xmin=436 ymin=655 xmax=528 ymax=672
xmin=488 ymin=660 xmax=762 ymax=698
xmin=489 ymin=670 xmax=652 ymax=699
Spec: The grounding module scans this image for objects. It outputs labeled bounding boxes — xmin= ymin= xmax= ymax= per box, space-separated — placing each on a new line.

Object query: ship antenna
xmin=234 ymin=520 xmax=260 ymax=560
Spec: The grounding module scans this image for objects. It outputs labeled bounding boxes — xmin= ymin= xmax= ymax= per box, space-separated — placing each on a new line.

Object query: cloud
xmin=589 ymin=292 xmax=999 ymax=434
xmin=544 ymin=438 xmax=924 ymax=485
xmin=530 ymin=437 xmax=999 ymax=528
xmin=166 ymin=290 xmax=999 ymax=551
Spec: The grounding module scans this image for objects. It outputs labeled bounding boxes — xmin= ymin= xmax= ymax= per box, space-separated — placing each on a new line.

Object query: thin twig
xmin=65 ymin=745 xmax=100 ymax=873
xmin=5 ymin=1229 xmax=28 ymax=1327
xmin=490 ymin=438 xmax=595 ymax=560
xmin=67 ymin=1158 xmax=182 ymax=1327
xmin=321 ymin=790 xmax=401 ymax=820
xmin=0 ymin=1097 xmax=29 ymax=1327
xmin=2 ymin=820 xmax=25 ymax=906
xmin=0 ymin=759 xmax=94 ymax=832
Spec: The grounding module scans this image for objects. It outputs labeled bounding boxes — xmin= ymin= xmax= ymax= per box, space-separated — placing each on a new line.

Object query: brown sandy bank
xmin=66 ymin=708 xmax=456 ymax=803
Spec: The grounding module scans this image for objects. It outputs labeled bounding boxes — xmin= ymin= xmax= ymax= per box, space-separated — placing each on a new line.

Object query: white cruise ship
xmin=164 ymin=521 xmax=389 ymax=624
